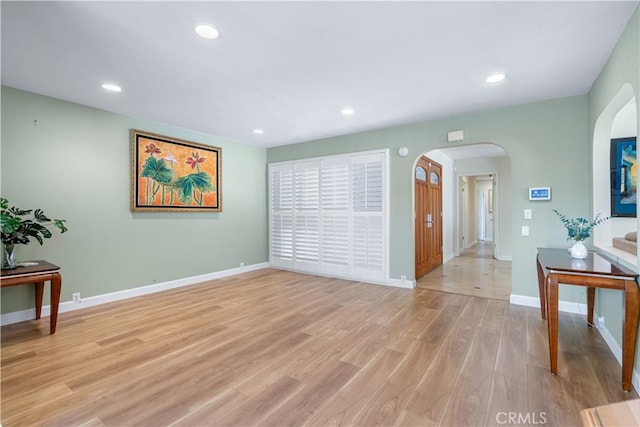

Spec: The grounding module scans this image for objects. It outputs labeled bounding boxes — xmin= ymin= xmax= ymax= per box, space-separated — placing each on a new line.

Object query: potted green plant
xmin=1 ymin=198 xmax=68 ymax=269
xmin=553 ymin=209 xmax=609 ymax=259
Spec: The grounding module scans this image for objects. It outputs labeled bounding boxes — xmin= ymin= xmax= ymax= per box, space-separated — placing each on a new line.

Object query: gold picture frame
xmin=131 ymin=129 xmax=222 ymax=212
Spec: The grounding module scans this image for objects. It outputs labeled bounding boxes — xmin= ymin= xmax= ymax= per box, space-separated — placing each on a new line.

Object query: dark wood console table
xmin=536 ymin=248 xmax=639 ymax=391
xmin=1 ymin=260 xmax=62 ymax=334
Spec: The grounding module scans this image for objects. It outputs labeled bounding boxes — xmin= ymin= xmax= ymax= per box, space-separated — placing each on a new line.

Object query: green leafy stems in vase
xmin=0 ymin=197 xmax=68 ymax=269
xmin=552 ymin=209 xmax=610 ymax=242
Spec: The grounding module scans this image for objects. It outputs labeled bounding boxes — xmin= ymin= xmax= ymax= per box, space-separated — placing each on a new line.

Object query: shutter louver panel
xmin=321 ymin=216 xmax=349 ymax=266
xmin=352 ymin=216 xmax=384 ymax=271
xmin=271 ymin=214 xmax=293 ymax=260
xmin=295 ymin=166 xmax=319 ymax=211
xmin=271 ymin=169 xmax=293 ymax=211
xmin=321 ymin=163 xmax=349 ymax=210
xmin=352 ymin=161 xmax=383 ymax=212
xmin=295 ymin=215 xmax=320 ymax=262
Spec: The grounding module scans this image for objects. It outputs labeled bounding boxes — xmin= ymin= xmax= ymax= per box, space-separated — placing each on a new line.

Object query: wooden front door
xmin=415 ymin=156 xmax=443 ymax=279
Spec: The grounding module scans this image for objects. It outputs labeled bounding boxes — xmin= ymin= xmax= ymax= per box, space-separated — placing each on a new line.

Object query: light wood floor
xmin=1 ymin=268 xmax=636 ymax=426
xmin=418 ymin=241 xmax=511 ymax=300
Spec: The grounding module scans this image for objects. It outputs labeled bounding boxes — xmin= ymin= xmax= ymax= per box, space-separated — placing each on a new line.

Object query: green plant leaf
xmin=54 ymin=219 xmax=68 ymax=234
xmin=141 ymin=156 xmax=174 ymax=185
xmin=173 ymin=172 xmax=215 ymax=203
xmin=1 ymin=199 xmax=69 ymax=245
xmin=33 ymin=209 xmax=52 ymax=223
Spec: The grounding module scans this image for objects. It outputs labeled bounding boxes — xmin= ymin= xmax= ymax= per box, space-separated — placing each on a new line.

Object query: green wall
xmin=588 ymin=8 xmax=639 ymax=360
xmin=268 ymin=95 xmax=590 ymax=302
xmin=1 ymin=87 xmax=268 ymax=312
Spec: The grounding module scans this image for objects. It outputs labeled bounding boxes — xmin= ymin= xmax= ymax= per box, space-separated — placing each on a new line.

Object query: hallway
xmin=417 ymin=241 xmax=511 ymax=300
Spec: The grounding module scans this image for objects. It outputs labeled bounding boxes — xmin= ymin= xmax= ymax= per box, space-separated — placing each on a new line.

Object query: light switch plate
xmin=521 ymin=225 xmax=530 ymax=236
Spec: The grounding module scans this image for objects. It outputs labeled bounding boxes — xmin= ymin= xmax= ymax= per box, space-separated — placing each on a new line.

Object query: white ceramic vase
xmin=570 ymin=240 xmax=588 ymax=259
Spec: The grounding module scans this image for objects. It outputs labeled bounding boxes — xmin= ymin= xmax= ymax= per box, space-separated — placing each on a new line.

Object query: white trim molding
xmin=509 ymin=294 xmax=588 ymax=315
xmin=387 ymin=277 xmax=416 ymax=289
xmin=1 ymin=262 xmax=269 ymax=326
xmin=595 ymin=316 xmax=640 ymax=393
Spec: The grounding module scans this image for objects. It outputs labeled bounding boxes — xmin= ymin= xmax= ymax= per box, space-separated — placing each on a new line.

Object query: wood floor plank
xmin=527 ymin=363 xmax=580 ymax=427
xmin=401 ymin=297 xmax=491 ymax=425
xmin=260 ymin=361 xmax=359 ymax=426
xmin=210 ymin=376 xmax=305 ymax=427
xmin=351 ymin=297 xmax=472 ymax=427
xmin=305 ymin=348 xmax=405 ymax=426
xmin=482 ymin=374 xmax=529 ymax=427
xmin=494 ymin=304 xmax=528 ymax=380
xmin=438 ymin=327 xmax=501 ymax=426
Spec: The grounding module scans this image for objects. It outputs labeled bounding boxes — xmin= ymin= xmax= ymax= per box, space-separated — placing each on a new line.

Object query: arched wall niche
xmin=593 ymin=83 xmax=637 ymax=267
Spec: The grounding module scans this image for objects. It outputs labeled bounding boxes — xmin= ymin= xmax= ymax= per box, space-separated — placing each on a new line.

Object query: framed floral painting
xmin=131 ymin=129 xmax=222 ymax=212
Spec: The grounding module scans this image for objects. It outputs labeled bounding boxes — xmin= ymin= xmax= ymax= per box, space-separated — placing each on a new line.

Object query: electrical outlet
xmin=72 ymin=292 xmax=81 ymax=304
xmin=597 ymin=315 xmax=604 ymax=328
xmin=240 ymin=262 xmax=245 ymax=269
xmin=400 ymin=274 xmax=406 ymax=283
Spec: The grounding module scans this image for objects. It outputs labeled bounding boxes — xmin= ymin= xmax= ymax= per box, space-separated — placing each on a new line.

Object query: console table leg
xmin=587 ymin=287 xmax=595 ymax=327
xmin=537 ymin=256 xmax=547 ymax=320
xmin=35 ymin=282 xmax=44 ymax=320
xmin=49 ymin=273 xmax=61 ymax=334
xmin=547 ymin=274 xmax=559 ymax=375
xmin=623 ymin=280 xmax=640 ymax=392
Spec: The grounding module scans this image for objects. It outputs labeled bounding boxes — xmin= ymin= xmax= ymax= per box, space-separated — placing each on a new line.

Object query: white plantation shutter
xmin=269 ymin=150 xmax=387 ymax=282
xmin=352 ymin=216 xmax=384 ymax=272
xmin=271 ymin=214 xmax=293 ymax=260
xmin=294 ymin=164 xmax=319 ymax=211
xmin=294 ymin=215 xmax=320 ymax=263
xmin=351 ymin=154 xmax=385 ymax=279
xmin=321 ymin=216 xmax=349 ymax=268
xmin=270 ymin=166 xmax=294 ymax=268
xmin=320 ymin=158 xmax=350 ymax=274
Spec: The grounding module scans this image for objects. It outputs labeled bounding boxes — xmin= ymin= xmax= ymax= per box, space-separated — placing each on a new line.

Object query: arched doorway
xmin=413 ymin=143 xmax=512 ymax=300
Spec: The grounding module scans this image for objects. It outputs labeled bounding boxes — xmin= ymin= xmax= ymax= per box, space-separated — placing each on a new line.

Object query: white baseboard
xmin=509 ymin=294 xmax=588 ymax=315
xmin=511 ymin=294 xmax=640 ymax=393
xmin=387 ymin=277 xmax=416 ymax=289
xmin=497 ymin=255 xmax=512 ymax=261
xmin=595 ymin=316 xmax=640 ymax=393
xmin=1 ymin=262 xmax=269 ymax=326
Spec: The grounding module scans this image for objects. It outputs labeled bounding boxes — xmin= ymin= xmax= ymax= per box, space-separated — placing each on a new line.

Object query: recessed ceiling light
xmin=253 ymin=129 xmax=264 ymax=134
xmin=486 ymin=73 xmax=507 ymax=83
xmin=101 ymin=83 xmax=122 ymax=92
xmin=341 ymin=108 xmax=355 ymax=116
xmin=195 ymin=24 xmax=220 ymax=40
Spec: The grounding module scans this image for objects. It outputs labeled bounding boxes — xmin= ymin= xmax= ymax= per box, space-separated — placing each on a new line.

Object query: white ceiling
xmin=1 ymin=1 xmax=638 ymax=148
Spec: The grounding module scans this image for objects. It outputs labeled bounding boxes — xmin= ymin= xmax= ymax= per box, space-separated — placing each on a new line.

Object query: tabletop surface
xmin=0 ymin=260 xmax=60 ymax=278
xmin=537 ymin=247 xmax=637 ymax=278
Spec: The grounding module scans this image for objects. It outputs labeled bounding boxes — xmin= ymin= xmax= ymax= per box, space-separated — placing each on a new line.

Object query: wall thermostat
xmin=529 ymin=187 xmax=551 ymax=201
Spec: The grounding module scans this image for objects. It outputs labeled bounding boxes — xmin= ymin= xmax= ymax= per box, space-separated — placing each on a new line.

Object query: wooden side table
xmin=536 ymin=248 xmax=639 ymax=391
xmin=1 ymin=260 xmax=62 ymax=334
